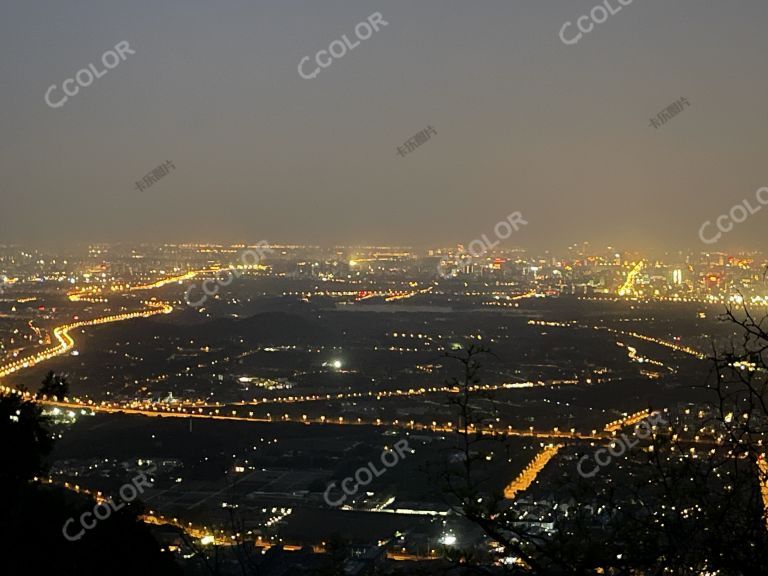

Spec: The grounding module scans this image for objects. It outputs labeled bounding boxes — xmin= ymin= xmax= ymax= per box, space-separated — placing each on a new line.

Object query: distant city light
xmin=441 ymin=534 xmax=457 ymax=546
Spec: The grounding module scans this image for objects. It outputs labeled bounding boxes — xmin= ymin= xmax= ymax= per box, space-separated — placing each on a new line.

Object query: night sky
xmin=2 ymin=0 xmax=767 ymax=251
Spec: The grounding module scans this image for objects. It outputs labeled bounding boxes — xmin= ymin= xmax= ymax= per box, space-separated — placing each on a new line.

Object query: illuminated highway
xmin=0 ymin=300 xmax=173 ymax=379
xmin=605 ymin=327 xmax=706 ymax=360
xmin=1 ymin=377 xmax=610 ymax=442
xmin=229 ymin=379 xmax=577 ymax=409
xmin=759 ymin=457 xmax=768 ymax=528
xmin=68 ymin=271 xmax=201 ymax=301
xmin=27 ymin=395 xmax=608 ymax=441
xmin=604 ymin=409 xmax=654 ymax=433
xmin=504 ymin=444 xmax=563 ymax=499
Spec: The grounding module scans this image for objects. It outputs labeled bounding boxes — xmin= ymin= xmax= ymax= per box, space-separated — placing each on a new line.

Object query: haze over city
xmin=2 ymin=0 xmax=768 ymax=250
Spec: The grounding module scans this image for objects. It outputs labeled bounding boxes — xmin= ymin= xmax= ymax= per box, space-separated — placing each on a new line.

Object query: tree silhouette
xmin=438 ymin=311 xmax=768 ymax=574
xmin=0 ymin=382 xmax=182 ymax=575
xmin=39 ymin=370 xmax=69 ymax=401
xmin=0 ymin=391 xmax=54 ymax=490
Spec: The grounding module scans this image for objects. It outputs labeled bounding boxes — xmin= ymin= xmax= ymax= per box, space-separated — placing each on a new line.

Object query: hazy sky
xmin=1 ymin=0 xmax=767 ymax=252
